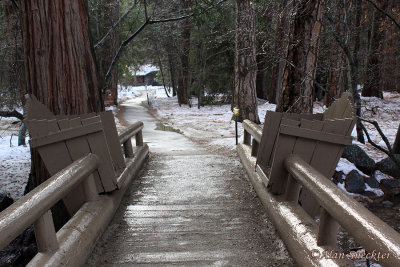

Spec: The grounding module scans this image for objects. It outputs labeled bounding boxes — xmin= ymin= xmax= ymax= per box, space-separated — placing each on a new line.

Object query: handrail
xmin=119 ymin=121 xmax=143 ymax=144
xmin=243 ymin=119 xmax=262 ymax=143
xmin=118 ymin=121 xmax=144 ymax=158
xmin=0 ymin=120 xmax=148 ymax=266
xmin=0 ymin=154 xmax=98 ymax=250
xmin=238 ymin=120 xmax=400 ymax=266
xmin=285 ymin=154 xmax=400 ymax=266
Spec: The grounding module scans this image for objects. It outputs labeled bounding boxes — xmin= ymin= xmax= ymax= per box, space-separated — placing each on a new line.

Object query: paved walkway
xmin=86 ymin=95 xmax=294 ymax=266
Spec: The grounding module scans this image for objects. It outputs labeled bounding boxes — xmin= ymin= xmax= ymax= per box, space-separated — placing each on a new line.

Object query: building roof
xmin=131 ymin=65 xmax=160 ymax=76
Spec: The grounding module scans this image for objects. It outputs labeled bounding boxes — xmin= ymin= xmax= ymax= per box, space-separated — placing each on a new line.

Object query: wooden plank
xmin=99 ymin=111 xmax=126 ymax=171
xmin=292 ymin=120 xmax=325 ymax=163
xmin=279 ymin=125 xmax=353 ymax=146
xmin=299 ymin=119 xmax=354 ymax=217
xmin=29 ymin=122 xmax=103 ymax=148
xmin=25 ymin=119 xmax=81 ymax=215
xmin=81 ymin=117 xmax=118 ymax=192
xmin=267 ymin=119 xmax=300 ymax=194
xmin=24 ymin=94 xmax=55 ymax=121
xmin=57 ymin=114 xmax=79 ymax=120
xmin=297 ymin=113 xmax=323 ymax=121
xmin=26 ymin=120 xmax=72 ymax=176
xmin=78 ymin=113 xmax=97 ymax=120
xmin=284 ymin=120 xmax=325 ymax=202
xmin=323 ymin=101 xmax=337 ymax=120
xmin=323 ymin=93 xmax=355 ymax=120
xmin=332 ymin=98 xmax=346 ymax=119
xmin=341 ymin=103 xmax=354 ymax=119
xmin=283 ymin=113 xmax=301 ymax=120
xmin=58 ymin=119 xmax=103 ymax=194
xmin=256 ymin=111 xmax=283 ymax=171
xmin=55 ymin=119 xmax=88 ymax=211
xmin=293 ymin=120 xmax=323 ymax=165
xmin=328 ymin=119 xmax=356 ymax=179
xmin=81 ymin=115 xmax=101 ymax=124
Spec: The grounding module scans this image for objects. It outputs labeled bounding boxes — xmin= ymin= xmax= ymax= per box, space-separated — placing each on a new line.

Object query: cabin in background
xmin=132 ymin=65 xmax=160 ymax=86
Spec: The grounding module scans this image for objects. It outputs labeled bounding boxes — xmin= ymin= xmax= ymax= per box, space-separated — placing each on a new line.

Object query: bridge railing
xmin=119 ymin=121 xmax=144 ymax=158
xmin=0 ymin=122 xmax=148 ymax=266
xmin=238 ymin=119 xmax=400 ymax=267
xmin=0 ymin=154 xmax=98 ymax=252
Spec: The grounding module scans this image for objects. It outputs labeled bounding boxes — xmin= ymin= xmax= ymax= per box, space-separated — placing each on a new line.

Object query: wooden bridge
xmin=1 ymin=94 xmax=400 ymax=266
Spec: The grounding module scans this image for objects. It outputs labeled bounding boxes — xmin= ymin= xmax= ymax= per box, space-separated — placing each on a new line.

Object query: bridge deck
xmin=86 ymin=96 xmax=294 ymax=266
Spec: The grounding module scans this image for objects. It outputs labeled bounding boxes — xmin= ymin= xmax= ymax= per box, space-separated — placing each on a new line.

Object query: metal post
xmin=233 ymin=107 xmax=239 ymax=145
xmin=235 ymin=117 xmax=238 ymax=145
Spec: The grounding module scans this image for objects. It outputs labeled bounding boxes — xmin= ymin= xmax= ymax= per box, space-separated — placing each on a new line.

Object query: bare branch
xmin=0 ymin=110 xmax=23 ymax=121
xmin=144 ymin=0 xmax=148 ymax=20
xmin=103 ymin=0 xmax=227 ymax=87
xmin=94 ymin=1 xmax=138 ymax=49
xmin=359 ymin=117 xmax=400 ymax=170
xmin=366 ymin=0 xmax=400 ymax=30
xmin=104 ymin=20 xmax=149 ymax=91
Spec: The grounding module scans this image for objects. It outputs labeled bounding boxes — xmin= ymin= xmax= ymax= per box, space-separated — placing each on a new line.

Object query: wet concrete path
xmin=86 ymin=95 xmax=294 ymax=266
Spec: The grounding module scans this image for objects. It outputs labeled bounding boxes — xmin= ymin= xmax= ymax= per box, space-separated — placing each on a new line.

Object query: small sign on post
xmin=233 ymin=107 xmax=239 ymax=145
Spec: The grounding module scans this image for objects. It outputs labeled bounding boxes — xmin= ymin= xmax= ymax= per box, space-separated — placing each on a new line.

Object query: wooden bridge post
xmin=317 ymin=209 xmax=339 ymax=247
xmin=136 ymin=131 xmax=143 ymax=146
xmin=83 ymin=174 xmax=99 ymax=201
xmin=284 ymin=175 xmax=301 ymax=202
xmin=243 ymin=130 xmax=251 ymax=145
xmin=123 ymin=139 xmax=135 ymax=158
xmin=251 ymin=139 xmax=259 ymax=157
xmin=33 ymin=210 xmax=59 ymax=252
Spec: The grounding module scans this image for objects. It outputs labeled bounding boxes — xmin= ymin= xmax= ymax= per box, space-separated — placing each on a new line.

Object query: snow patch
xmin=374 ymin=170 xmax=390 ymax=182
xmin=0 ymin=136 xmax=30 ymax=200
xmin=364 ymin=184 xmax=384 ymax=197
xmin=336 ymin=158 xmax=367 ymax=176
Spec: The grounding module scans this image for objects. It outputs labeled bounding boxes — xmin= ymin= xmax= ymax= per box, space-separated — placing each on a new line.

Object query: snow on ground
xmin=145 ymin=88 xmax=398 ymax=200
xmin=0 ymin=118 xmax=30 ymax=200
xmin=315 ymin=92 xmax=400 ymax=185
xmin=146 ymin=88 xmax=399 ymax=175
xmin=118 ymin=85 xmax=142 ymax=102
xmin=142 ymin=87 xmax=276 ymax=154
xmin=357 ymin=91 xmax=400 ymax=162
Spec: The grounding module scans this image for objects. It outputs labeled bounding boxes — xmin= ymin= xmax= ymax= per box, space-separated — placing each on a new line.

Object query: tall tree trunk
xmin=270 ymin=0 xmax=290 ymax=104
xmin=233 ymin=0 xmax=259 ymax=123
xmin=19 ymin=0 xmax=103 ymax=115
xmin=4 ymin=1 xmax=26 ymax=106
xmin=19 ymin=0 xmax=103 ymax=228
xmin=102 ymin=0 xmax=120 ymax=105
xmin=363 ymin=1 xmax=386 ymax=98
xmin=352 ymin=0 xmax=365 ymax=143
xmin=276 ymin=0 xmax=325 ymax=114
xmin=324 ymin=1 xmax=345 ymax=106
xmin=168 ymin=52 xmax=178 ymax=96
xmin=325 ymin=52 xmax=344 ymax=105
xmin=256 ymin=55 xmax=269 ymax=100
xmin=381 ymin=0 xmax=399 ymax=93
xmin=177 ymin=0 xmax=192 ymax=106
xmin=255 ymin=3 xmax=273 ymax=101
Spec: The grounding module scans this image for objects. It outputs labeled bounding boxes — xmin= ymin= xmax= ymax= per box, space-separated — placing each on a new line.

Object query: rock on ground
xmin=375 ymin=154 xmax=400 ymax=179
xmin=342 ymin=145 xmax=375 ymax=175
xmin=345 ymin=170 xmax=366 ymax=194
